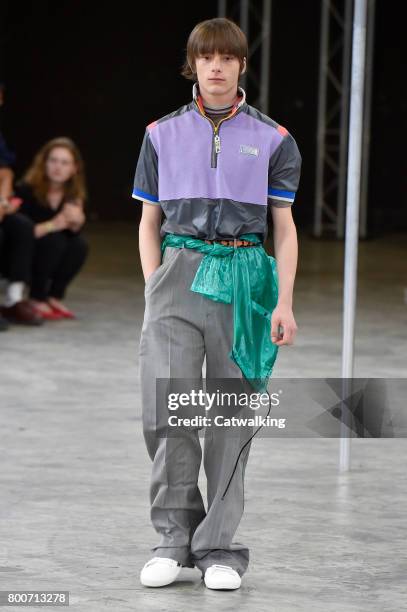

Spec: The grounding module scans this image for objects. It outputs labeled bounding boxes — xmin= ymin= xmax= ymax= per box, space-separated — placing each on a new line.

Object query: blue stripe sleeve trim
xmin=268 ymin=188 xmax=296 ymax=200
xmin=132 ymin=188 xmax=159 ymax=203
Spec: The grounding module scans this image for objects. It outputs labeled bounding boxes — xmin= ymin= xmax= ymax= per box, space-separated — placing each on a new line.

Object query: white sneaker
xmin=204 ymin=564 xmax=242 ymax=590
xmin=140 ymin=556 xmax=182 ymax=587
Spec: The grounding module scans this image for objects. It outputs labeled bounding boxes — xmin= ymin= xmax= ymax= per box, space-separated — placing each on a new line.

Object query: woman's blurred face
xmin=45 ymin=147 xmax=77 ymax=184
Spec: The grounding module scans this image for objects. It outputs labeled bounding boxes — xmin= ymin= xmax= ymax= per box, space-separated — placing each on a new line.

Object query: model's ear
xmin=240 ymin=57 xmax=247 ymax=75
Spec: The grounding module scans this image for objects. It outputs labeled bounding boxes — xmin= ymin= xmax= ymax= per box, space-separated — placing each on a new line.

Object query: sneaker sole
xmin=204 ymin=582 xmax=241 ymax=590
xmin=140 ymin=567 xmax=181 ymax=587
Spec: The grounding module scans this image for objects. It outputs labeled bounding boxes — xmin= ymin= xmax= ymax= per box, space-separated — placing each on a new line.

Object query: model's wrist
xmin=277 ymin=298 xmax=293 ymax=308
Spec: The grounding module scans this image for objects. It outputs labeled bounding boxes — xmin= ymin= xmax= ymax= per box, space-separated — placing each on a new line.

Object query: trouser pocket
xmin=144 ymin=246 xmax=181 ymax=295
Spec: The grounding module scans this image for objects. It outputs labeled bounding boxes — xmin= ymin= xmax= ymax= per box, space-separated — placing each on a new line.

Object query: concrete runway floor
xmin=1 ymin=222 xmax=406 ymax=611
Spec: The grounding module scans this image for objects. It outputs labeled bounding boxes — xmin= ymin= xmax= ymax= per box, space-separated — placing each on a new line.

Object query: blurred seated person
xmin=0 ymin=171 xmax=42 ymax=327
xmin=0 ymin=79 xmax=43 ymax=327
xmin=15 ymin=136 xmax=89 ymax=320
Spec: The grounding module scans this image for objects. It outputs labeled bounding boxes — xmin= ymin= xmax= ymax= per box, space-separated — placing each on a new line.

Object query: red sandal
xmin=48 ymin=304 xmax=76 ymax=319
xmin=31 ymin=304 xmax=64 ymax=320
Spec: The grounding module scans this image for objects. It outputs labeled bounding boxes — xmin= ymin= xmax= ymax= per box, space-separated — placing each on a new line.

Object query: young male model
xmin=132 ymin=17 xmax=301 ymax=590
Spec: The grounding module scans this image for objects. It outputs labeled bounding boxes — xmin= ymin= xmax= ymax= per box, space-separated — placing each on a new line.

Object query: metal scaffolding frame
xmin=314 ymin=0 xmax=375 ymax=239
xmin=315 ymin=0 xmax=353 ymax=238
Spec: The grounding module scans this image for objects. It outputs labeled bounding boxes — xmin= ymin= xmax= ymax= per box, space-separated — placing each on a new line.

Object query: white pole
xmin=359 ymin=0 xmax=376 ymax=238
xmin=340 ymin=0 xmax=368 ymax=471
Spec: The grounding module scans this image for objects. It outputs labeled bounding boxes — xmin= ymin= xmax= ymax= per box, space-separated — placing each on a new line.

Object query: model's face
xmin=45 ymin=147 xmax=77 ymax=184
xmin=194 ymin=51 xmax=245 ymax=97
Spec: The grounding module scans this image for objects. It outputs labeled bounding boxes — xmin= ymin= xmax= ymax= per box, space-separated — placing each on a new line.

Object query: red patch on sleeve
xmin=277 ymin=125 xmax=288 ymax=137
xmin=147 ymin=120 xmax=158 ymax=132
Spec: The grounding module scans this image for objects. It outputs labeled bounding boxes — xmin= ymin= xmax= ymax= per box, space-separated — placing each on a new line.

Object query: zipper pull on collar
xmin=214 ymin=133 xmax=221 ymax=153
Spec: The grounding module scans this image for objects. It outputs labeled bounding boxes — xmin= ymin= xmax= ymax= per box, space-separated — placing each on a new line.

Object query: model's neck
xmin=198 ymin=83 xmax=239 ymax=109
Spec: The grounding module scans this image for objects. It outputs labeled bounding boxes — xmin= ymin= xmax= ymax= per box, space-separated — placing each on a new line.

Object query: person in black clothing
xmin=0 ymin=80 xmax=43 ymax=328
xmin=0 ymin=200 xmax=43 ymax=327
xmin=14 ymin=136 xmax=89 ymax=320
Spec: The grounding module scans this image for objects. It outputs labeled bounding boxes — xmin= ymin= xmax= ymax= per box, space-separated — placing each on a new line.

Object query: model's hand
xmin=270 ymin=304 xmax=297 ymax=346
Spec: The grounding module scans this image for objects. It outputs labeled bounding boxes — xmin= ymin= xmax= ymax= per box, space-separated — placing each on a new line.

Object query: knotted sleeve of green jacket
xmin=161 ymin=233 xmax=280 ymax=392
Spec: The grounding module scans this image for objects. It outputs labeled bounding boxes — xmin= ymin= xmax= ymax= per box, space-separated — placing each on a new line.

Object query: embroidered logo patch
xmin=239 ymin=144 xmax=259 ymax=157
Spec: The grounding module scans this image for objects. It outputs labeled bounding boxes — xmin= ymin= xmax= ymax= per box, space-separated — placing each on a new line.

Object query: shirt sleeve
xmin=131 ymin=127 xmax=159 ymax=205
xmin=14 ymin=182 xmax=42 ymax=222
xmin=267 ymin=131 xmax=302 ymax=207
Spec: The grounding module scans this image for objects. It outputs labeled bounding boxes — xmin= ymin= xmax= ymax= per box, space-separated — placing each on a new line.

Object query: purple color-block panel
xmin=149 ymin=110 xmax=284 ymax=206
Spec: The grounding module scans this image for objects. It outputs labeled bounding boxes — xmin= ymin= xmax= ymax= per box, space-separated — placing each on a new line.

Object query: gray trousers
xmin=139 ymin=245 xmax=255 ymax=578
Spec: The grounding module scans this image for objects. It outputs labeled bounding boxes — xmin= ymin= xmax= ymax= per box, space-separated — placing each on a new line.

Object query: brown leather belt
xmin=204 ymin=238 xmax=257 ymax=247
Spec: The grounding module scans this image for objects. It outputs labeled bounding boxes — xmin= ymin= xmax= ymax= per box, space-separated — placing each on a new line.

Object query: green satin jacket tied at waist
xmin=160 ymin=232 xmax=280 ymax=393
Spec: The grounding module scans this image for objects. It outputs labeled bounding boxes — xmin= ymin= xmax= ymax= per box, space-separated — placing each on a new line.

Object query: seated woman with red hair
xmin=15 ymin=136 xmax=89 ymax=320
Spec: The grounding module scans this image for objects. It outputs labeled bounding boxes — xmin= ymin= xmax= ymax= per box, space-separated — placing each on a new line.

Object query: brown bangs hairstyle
xmin=21 ymin=137 xmax=87 ymax=207
xmin=181 ymin=17 xmax=248 ymax=80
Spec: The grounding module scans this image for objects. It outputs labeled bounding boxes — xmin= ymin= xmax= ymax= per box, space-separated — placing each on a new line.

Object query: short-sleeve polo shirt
xmin=132 ymin=83 xmax=302 ymax=242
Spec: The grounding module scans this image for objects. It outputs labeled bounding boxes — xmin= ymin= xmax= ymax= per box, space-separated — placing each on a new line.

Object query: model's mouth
xmin=209 ymin=78 xmax=225 ymax=81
